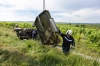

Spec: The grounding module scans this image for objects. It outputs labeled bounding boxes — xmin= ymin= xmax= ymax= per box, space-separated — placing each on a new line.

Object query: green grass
xmin=0 ymin=25 xmax=100 ymax=66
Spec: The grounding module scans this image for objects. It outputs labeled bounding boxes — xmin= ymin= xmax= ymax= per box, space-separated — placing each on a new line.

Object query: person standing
xmin=32 ymin=29 xmax=38 ymax=40
xmin=59 ymin=30 xmax=75 ymax=54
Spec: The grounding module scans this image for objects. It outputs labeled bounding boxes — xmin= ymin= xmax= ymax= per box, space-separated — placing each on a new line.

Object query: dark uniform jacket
xmin=60 ymin=33 xmax=75 ymax=47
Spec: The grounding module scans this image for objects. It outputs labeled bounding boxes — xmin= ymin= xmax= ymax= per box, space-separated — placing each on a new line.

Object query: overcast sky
xmin=0 ymin=0 xmax=100 ymax=23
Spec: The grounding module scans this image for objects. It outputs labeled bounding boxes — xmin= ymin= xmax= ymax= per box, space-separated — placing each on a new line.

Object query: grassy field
xmin=0 ymin=22 xmax=100 ymax=66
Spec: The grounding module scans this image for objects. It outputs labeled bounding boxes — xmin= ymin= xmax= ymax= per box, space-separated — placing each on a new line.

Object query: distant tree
xmin=75 ymin=24 xmax=79 ymax=27
xmin=80 ymin=25 xmax=85 ymax=28
xmin=69 ymin=23 xmax=71 ymax=25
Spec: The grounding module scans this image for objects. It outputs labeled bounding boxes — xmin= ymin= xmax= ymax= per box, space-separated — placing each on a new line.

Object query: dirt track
xmin=55 ymin=46 xmax=100 ymax=63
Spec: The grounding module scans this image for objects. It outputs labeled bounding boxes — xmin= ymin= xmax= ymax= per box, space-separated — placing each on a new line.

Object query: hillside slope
xmin=0 ymin=26 xmax=100 ymax=66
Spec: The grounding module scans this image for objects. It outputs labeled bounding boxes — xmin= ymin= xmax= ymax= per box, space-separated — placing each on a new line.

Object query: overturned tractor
xmin=14 ymin=28 xmax=35 ymax=40
xmin=33 ymin=10 xmax=61 ymax=45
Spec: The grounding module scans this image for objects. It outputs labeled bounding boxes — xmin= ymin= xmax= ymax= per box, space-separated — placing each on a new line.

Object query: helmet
xmin=66 ymin=30 xmax=72 ymax=35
